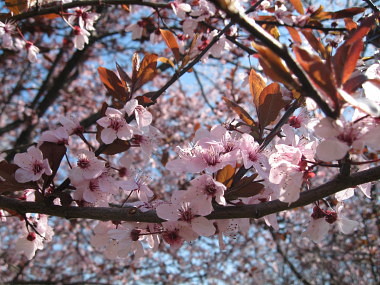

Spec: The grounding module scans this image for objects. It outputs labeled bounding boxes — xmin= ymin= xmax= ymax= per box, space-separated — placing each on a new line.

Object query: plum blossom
xmin=314 ymin=117 xmax=380 ymax=162
xmin=119 ymin=174 xmax=154 ymax=202
xmin=302 ymin=204 xmax=359 ymax=243
xmin=108 ymin=222 xmax=144 ymax=259
xmin=73 ymin=26 xmax=90 ymax=50
xmin=69 ymin=7 xmax=99 ymax=31
xmin=97 ymin=107 xmax=134 ymax=144
xmin=14 ymin=146 xmax=52 ymax=183
xmin=69 ymin=150 xmax=105 ymax=182
xmin=240 ymin=133 xmax=270 ymax=178
xmin=156 ymin=191 xmax=215 ymax=236
xmin=269 ymin=144 xmax=305 ymax=203
xmin=185 ymin=174 xmax=226 ymax=216
xmin=59 ymin=116 xmax=84 ymax=135
xmin=15 ymin=215 xmax=54 ymax=260
xmin=162 ymin=221 xmax=199 ymax=249
xmin=171 ymin=1 xmax=191 ymax=19
xmin=39 ymin=127 xmax=69 ymax=145
xmin=124 ymin=99 xmax=152 ymax=128
xmin=0 ymin=21 xmax=16 ymax=49
xmin=25 ymin=41 xmax=39 ymax=63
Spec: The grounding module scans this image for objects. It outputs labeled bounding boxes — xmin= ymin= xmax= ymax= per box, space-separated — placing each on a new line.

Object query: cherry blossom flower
xmin=97 ymin=107 xmax=134 ymax=144
xmin=108 ymin=222 xmax=144 ymax=259
xmin=125 ymin=23 xmax=144 ymax=40
xmin=124 ymin=99 xmax=152 ymax=128
xmin=14 ymin=146 xmax=52 ymax=183
xmin=73 ymin=26 xmax=90 ymax=50
xmin=119 ymin=174 xmax=154 ymax=202
xmin=314 ymin=117 xmax=380 ymax=162
xmin=39 ymin=127 xmax=69 ymax=145
xmin=240 ymin=133 xmax=269 ymax=178
xmin=69 ymin=150 xmax=105 ymax=182
xmin=171 ymin=1 xmax=191 ymax=19
xmin=162 ymin=221 xmax=199 ymax=249
xmin=185 ymin=174 xmax=226 ymax=216
xmin=0 ymin=21 xmax=16 ymax=49
xmin=59 ymin=116 xmax=84 ymax=135
xmin=15 ymin=215 xmax=54 ymax=260
xmin=156 ymin=191 xmax=215 ymax=236
xmin=69 ymin=7 xmax=99 ymax=31
xmin=25 ymin=41 xmax=39 ymax=63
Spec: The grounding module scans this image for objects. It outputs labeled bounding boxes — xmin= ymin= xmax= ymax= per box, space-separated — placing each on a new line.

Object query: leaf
xmin=289 ymin=0 xmax=304 ymax=14
xmin=226 ymin=175 xmax=264 ymax=199
xmin=257 ymin=83 xmax=286 ymax=129
xmin=160 ymin=29 xmax=181 ymax=63
xmin=132 ymin=53 xmax=158 ymax=93
xmin=333 ymin=38 xmax=363 ymax=86
xmin=301 ymin=30 xmax=328 ymax=59
xmin=249 ymin=69 xmax=266 ymax=109
xmin=131 ymin=53 xmax=140 ymax=84
xmin=157 ymin=57 xmax=176 ymax=69
xmin=0 ymin=161 xmax=37 ymax=194
xmin=252 ymin=43 xmax=296 ymax=89
xmin=216 ymin=165 xmax=235 ymax=188
xmin=39 ymin=142 xmax=67 ymax=189
xmin=5 ymin=0 xmax=27 ymax=15
xmin=344 ymin=18 xmax=357 ymax=31
xmin=293 ymin=46 xmax=338 ymax=107
xmin=98 ymin=67 xmax=129 ymax=102
xmin=100 ymin=139 xmax=131 ymax=155
xmin=116 ymin=62 xmax=132 ymax=86
xmin=286 ymin=27 xmax=302 ymax=45
xmin=261 ymin=24 xmax=280 ymax=40
xmin=330 ymin=7 xmax=366 ymax=19
xmin=222 ymin=97 xmax=255 ymax=126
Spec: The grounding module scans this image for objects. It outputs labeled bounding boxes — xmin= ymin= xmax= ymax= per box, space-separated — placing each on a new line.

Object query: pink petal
xmin=316 ymin=139 xmax=350 ymax=161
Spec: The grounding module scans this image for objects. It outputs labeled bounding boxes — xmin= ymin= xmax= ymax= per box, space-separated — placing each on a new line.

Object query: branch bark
xmin=1 ymin=165 xmax=379 ymax=223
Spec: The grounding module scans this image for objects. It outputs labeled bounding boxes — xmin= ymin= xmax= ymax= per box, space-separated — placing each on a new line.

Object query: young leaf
xmin=289 ymin=0 xmax=304 ymax=14
xmin=257 ymin=83 xmax=286 ymax=129
xmin=293 ymin=46 xmax=338 ymax=108
xmin=160 ymin=29 xmax=181 ymax=63
xmin=98 ymin=67 xmax=129 ymax=102
xmin=222 ymin=97 xmax=256 ymax=126
xmin=252 ymin=43 xmax=296 ymax=89
xmin=249 ymin=69 xmax=266 ymax=109
xmin=216 ymin=164 xmax=236 ymax=188
xmin=5 ymin=0 xmax=27 ymax=15
xmin=132 ymin=53 xmax=158 ymax=93
xmin=301 ymin=30 xmax=328 ymax=59
xmin=286 ymin=27 xmax=302 ymax=45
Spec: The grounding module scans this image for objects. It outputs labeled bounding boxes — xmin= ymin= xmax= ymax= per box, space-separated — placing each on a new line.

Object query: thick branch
xmin=9 ymin=1 xmax=169 ymax=21
xmin=1 ymin=165 xmax=379 ymax=223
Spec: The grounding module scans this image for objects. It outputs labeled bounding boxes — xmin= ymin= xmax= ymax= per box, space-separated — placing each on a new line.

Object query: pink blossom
xmin=69 ymin=7 xmax=99 ymax=31
xmin=39 ymin=127 xmax=69 ymax=145
xmin=185 ymin=174 xmax=226 ymax=216
xmin=25 ymin=41 xmax=39 ymax=63
xmin=156 ymin=191 xmax=215 ymax=236
xmin=171 ymin=1 xmax=191 ymax=19
xmin=118 ymin=174 xmax=154 ymax=202
xmin=314 ymin=117 xmax=380 ymax=161
xmin=162 ymin=221 xmax=199 ymax=249
xmin=73 ymin=26 xmax=90 ymax=50
xmin=108 ymin=223 xmax=144 ymax=259
xmin=59 ymin=116 xmax=84 ymax=135
xmin=240 ymin=133 xmax=269 ymax=178
xmin=0 ymin=21 xmax=16 ymax=49
xmin=124 ymin=99 xmax=152 ymax=128
xmin=69 ymin=150 xmax=105 ymax=182
xmin=14 ymin=146 xmax=52 ymax=183
xmin=97 ymin=107 xmax=134 ymax=144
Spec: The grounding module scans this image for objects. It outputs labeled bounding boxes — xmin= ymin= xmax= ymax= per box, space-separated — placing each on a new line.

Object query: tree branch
xmin=1 ymin=165 xmax=379 ymax=223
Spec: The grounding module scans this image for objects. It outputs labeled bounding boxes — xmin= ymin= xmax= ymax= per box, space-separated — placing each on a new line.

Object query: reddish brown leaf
xmin=344 ymin=18 xmax=358 ymax=31
xmin=216 ymin=165 xmax=235 ymax=188
xmin=226 ymin=175 xmax=264 ymax=199
xmin=252 ymin=43 xmax=296 ymax=89
xmin=261 ymin=24 xmax=280 ymax=40
xmin=330 ymin=7 xmax=366 ymax=19
xmin=5 ymin=0 xmax=27 ymax=15
xmin=116 ymin=62 xmax=132 ymax=86
xmin=257 ymin=83 xmax=286 ymax=129
xmin=132 ymin=53 xmax=158 ymax=93
xmin=289 ymin=0 xmax=304 ymax=14
xmin=222 ymin=97 xmax=255 ymax=126
xmin=160 ymin=29 xmax=181 ymax=63
xmin=333 ymin=39 xmax=363 ymax=86
xmin=0 ymin=161 xmax=37 ymax=194
xmin=39 ymin=142 xmax=67 ymax=189
xmin=249 ymin=69 xmax=266 ymax=109
xmin=98 ymin=67 xmax=129 ymax=102
xmin=293 ymin=46 xmax=338 ymax=107
xmin=286 ymin=27 xmax=302 ymax=45
xmin=301 ymin=30 xmax=328 ymax=59
xmin=101 ymin=139 xmax=131 ymax=155
xmin=131 ymin=53 xmax=140 ymax=83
